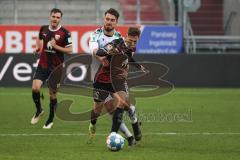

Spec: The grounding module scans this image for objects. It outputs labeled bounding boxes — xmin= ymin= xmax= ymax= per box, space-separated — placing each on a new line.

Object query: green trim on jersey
xmin=113 ymin=31 xmax=121 ymax=38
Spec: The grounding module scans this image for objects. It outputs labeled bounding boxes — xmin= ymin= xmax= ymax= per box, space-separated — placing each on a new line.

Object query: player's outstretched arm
xmin=129 ymin=56 xmax=147 ymax=73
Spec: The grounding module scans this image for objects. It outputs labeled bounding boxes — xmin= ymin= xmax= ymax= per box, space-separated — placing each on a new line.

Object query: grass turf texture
xmin=0 ymin=87 xmax=240 ymax=160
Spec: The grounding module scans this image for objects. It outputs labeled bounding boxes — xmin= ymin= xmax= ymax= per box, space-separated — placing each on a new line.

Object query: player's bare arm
xmin=34 ymin=38 xmax=43 ymax=54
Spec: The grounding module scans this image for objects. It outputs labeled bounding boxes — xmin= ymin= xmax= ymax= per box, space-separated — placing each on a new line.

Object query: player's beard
xmin=104 ymin=25 xmax=114 ymax=32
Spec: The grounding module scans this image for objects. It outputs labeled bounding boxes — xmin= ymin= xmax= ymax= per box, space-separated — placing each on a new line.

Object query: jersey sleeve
xmin=89 ymin=31 xmax=99 ymax=54
xmin=64 ymin=31 xmax=72 ymax=47
xmin=38 ymin=26 xmax=44 ymax=40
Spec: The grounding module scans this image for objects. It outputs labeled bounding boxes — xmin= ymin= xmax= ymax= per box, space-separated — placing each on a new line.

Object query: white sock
xmin=128 ymin=105 xmax=138 ymax=124
xmin=119 ymin=122 xmax=132 ymax=138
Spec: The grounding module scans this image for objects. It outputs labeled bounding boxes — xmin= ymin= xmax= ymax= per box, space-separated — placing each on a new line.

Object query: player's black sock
xmin=32 ymin=91 xmax=42 ymax=113
xmin=90 ymin=109 xmax=100 ymax=125
xmin=47 ymin=98 xmax=57 ymax=123
xmin=111 ymin=107 xmax=124 ymax=132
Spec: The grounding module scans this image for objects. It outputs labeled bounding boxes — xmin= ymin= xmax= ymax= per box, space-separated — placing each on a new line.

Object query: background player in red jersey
xmin=31 ymin=8 xmax=72 ymax=129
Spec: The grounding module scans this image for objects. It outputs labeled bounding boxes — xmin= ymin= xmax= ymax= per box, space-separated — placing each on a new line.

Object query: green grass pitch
xmin=0 ymin=87 xmax=240 ymax=160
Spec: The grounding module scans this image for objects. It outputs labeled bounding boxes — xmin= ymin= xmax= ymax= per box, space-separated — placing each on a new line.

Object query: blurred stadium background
xmin=1 ymin=0 xmax=240 ymax=54
xmin=0 ymin=0 xmax=240 ymax=160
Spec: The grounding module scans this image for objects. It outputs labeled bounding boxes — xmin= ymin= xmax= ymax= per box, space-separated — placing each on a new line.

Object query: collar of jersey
xmin=49 ymin=25 xmax=62 ymax=32
xmin=102 ymin=27 xmax=116 ymax=37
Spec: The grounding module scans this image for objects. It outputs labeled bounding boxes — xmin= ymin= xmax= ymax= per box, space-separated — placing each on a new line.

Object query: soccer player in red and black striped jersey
xmin=31 ymin=8 xmax=72 ymax=129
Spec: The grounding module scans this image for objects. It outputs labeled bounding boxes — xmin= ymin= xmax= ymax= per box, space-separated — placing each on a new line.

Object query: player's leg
xmin=43 ymin=89 xmax=57 ymax=129
xmin=87 ymin=101 xmax=104 ymax=144
xmin=111 ymin=78 xmax=130 ymax=133
xmin=125 ymin=95 xmax=142 ymax=141
xmin=105 ymin=99 xmax=136 ymax=146
xmin=120 ymin=122 xmax=136 ymax=146
xmin=105 ymin=99 xmax=131 ymax=136
xmin=88 ymin=82 xmax=111 ymax=141
xmin=43 ymin=66 xmax=62 ymax=129
xmin=89 ymin=82 xmax=113 ymax=134
xmin=89 ymin=101 xmax=104 ymax=136
xmin=128 ymin=104 xmax=142 ymax=141
xmin=31 ymin=79 xmax=44 ymax=124
xmin=31 ymin=66 xmax=47 ymax=124
xmin=111 ymin=91 xmax=128 ymax=133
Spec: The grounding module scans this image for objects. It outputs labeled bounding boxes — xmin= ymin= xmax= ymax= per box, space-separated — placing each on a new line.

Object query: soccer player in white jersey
xmin=88 ymin=8 xmax=141 ymax=146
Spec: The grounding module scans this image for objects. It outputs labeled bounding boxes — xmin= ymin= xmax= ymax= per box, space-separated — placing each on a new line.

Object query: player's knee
xmin=116 ymin=100 xmax=126 ymax=108
xmin=123 ymin=102 xmax=130 ymax=109
xmin=105 ymin=104 xmax=115 ymax=114
xmin=93 ymin=106 xmax=103 ymax=114
xmin=32 ymin=86 xmax=40 ymax=92
xmin=49 ymin=91 xmax=57 ymax=99
xmin=49 ymin=94 xmax=57 ymax=99
xmin=32 ymin=80 xmax=42 ymax=92
xmin=115 ymin=100 xmax=122 ymax=108
xmin=105 ymin=100 xmax=114 ymax=109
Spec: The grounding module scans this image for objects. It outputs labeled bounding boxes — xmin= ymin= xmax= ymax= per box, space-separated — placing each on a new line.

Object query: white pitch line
xmin=0 ymin=90 xmax=239 ymax=96
xmin=0 ymin=132 xmax=240 ymax=137
xmin=0 ymin=93 xmax=238 ymax=97
xmin=0 ymin=93 xmax=87 ymax=97
xmin=0 ymin=93 xmax=30 ymax=96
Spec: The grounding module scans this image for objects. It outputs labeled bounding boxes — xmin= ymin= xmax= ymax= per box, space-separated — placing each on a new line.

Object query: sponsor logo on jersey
xmin=55 ymin=34 xmax=60 ymax=40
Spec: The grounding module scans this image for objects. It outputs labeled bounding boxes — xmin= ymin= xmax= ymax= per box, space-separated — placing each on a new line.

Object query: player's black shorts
xmin=93 ymin=81 xmax=114 ymax=102
xmin=33 ymin=65 xmax=61 ymax=91
xmin=112 ymin=79 xmax=129 ymax=94
xmin=33 ymin=65 xmax=50 ymax=82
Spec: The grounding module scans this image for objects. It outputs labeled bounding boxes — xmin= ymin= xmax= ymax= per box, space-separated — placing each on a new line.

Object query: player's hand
xmin=105 ymin=44 xmax=118 ymax=55
xmin=107 ymin=48 xmax=119 ymax=55
xmin=140 ymin=65 xmax=147 ymax=73
xmin=33 ymin=48 xmax=41 ymax=55
xmin=49 ymin=38 xmax=57 ymax=48
xmin=99 ymin=57 xmax=109 ymax=67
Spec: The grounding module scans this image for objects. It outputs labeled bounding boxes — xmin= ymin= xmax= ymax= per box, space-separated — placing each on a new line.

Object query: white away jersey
xmin=89 ymin=27 xmax=122 ymax=81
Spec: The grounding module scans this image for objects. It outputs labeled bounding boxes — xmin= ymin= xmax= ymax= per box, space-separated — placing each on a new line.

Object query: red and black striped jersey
xmin=94 ymin=55 xmax=112 ymax=83
xmin=38 ymin=25 xmax=72 ymax=70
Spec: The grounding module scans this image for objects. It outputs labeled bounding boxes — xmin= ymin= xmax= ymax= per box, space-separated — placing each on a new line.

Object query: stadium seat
xmin=188 ymin=0 xmax=224 ymax=35
xmin=119 ymin=0 xmax=164 ymax=24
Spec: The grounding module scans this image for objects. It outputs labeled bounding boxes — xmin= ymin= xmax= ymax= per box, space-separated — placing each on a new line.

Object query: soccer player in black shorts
xmin=31 ymin=8 xmax=72 ymax=129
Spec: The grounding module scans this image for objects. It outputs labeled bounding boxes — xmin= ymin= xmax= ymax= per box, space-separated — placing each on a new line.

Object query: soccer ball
xmin=106 ymin=132 xmax=125 ymax=151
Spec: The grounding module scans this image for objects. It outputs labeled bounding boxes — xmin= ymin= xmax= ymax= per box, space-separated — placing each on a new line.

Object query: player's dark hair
xmin=50 ymin=8 xmax=63 ymax=17
xmin=127 ymin=27 xmax=141 ymax=37
xmin=105 ymin=8 xmax=119 ymax=20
